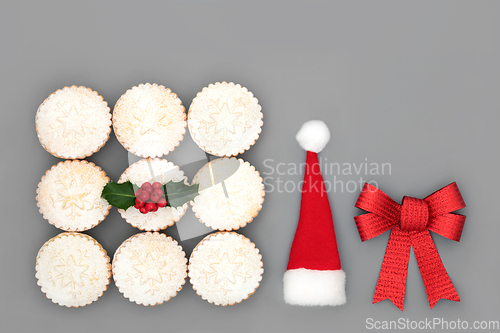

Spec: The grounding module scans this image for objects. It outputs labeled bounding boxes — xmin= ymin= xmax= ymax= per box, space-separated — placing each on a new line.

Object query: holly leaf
xmin=101 ymin=181 xmax=136 ymax=210
xmin=164 ymin=180 xmax=200 ymax=208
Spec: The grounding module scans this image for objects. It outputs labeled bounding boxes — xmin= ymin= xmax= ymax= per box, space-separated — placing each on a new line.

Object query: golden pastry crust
xmin=112 ymin=83 xmax=186 ymax=158
xmin=35 ymin=86 xmax=111 ymax=159
xmin=188 ymin=232 xmax=263 ymax=306
xmin=188 ymin=82 xmax=263 ymax=156
xmin=191 ymin=158 xmax=265 ymax=231
xmin=112 ymin=232 xmax=187 ymax=306
xmin=36 ymin=160 xmax=111 ymax=231
xmin=35 ymin=233 xmax=111 ymax=307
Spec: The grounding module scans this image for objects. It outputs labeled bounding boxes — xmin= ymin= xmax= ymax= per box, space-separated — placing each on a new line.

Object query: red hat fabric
xmin=283 ymin=120 xmax=346 ymax=306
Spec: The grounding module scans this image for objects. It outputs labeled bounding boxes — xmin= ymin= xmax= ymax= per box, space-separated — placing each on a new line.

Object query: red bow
xmin=354 ymin=182 xmax=466 ymax=311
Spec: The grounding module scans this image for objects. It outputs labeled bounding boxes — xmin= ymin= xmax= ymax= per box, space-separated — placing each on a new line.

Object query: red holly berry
xmin=151 ymin=189 xmax=163 ymax=201
xmin=135 ymin=189 xmax=143 ymax=198
xmin=139 ymin=191 xmax=150 ymax=202
xmin=135 ymin=199 xmax=145 ymax=207
xmin=142 ymin=186 xmax=153 ymax=194
xmin=150 ymin=204 xmax=158 ymax=212
xmin=139 ymin=207 xmax=148 ymax=214
xmin=152 ymin=182 xmax=162 ymax=190
xmin=145 ymin=202 xmax=156 ymax=212
xmin=141 ymin=182 xmax=152 ymax=189
xmin=157 ymin=197 xmax=167 ymax=208
xmin=150 ymin=192 xmax=161 ymax=203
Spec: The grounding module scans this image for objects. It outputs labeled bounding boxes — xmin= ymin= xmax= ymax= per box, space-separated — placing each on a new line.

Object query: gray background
xmin=1 ymin=1 xmax=499 ymax=332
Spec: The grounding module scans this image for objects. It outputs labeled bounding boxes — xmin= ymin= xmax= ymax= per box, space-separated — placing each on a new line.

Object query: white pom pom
xmin=296 ymin=120 xmax=330 ymax=153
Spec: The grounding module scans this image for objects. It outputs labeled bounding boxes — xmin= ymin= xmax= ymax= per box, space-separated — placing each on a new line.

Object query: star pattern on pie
xmin=202 ymin=248 xmax=252 ymax=295
xmin=48 ymin=250 xmax=98 ymax=298
xmin=203 ymin=179 xmax=247 ymax=219
xmin=125 ymin=100 xmax=173 ymax=137
xmin=54 ymin=176 xmax=92 ymax=219
xmin=200 ymin=98 xmax=252 ymax=145
xmin=127 ymin=250 xmax=176 ymax=295
xmin=48 ymin=102 xmax=91 ymax=145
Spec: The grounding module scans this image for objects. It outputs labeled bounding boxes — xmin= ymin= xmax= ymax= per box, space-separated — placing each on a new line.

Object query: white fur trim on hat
xmin=296 ymin=120 xmax=330 ymax=153
xmin=283 ymin=268 xmax=346 ymax=306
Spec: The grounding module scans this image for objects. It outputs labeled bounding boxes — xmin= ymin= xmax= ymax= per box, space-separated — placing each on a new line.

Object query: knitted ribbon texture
xmin=354 ymin=182 xmax=466 ymax=311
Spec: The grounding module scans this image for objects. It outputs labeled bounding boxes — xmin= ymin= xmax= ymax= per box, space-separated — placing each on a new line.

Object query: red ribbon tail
xmin=411 ymin=230 xmax=461 ymax=309
xmin=373 ymin=228 xmax=411 ymax=311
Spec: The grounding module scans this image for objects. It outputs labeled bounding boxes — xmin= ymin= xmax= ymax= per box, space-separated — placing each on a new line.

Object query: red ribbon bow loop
xmin=354 ymin=182 xmax=466 ymax=311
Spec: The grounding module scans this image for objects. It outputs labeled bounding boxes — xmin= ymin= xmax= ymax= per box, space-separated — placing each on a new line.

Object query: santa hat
xmin=283 ymin=120 xmax=346 ymax=306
